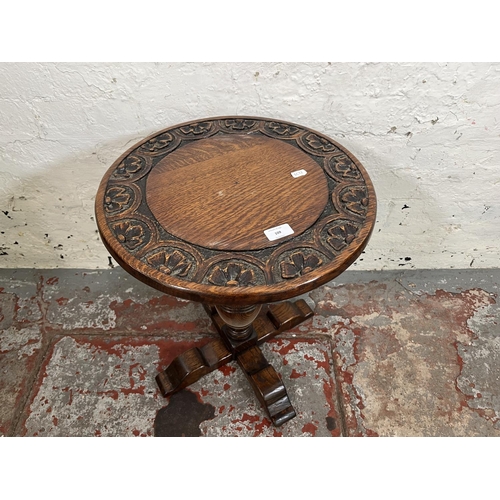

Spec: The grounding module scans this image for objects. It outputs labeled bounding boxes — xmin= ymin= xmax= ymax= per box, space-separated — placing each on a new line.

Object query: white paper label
xmin=264 ymin=224 xmax=294 ymax=241
xmin=291 ymin=169 xmax=307 ymax=178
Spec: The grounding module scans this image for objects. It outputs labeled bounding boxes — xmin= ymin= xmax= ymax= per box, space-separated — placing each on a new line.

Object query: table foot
xmin=156 ymin=339 xmax=232 ymax=397
xmin=237 ymin=345 xmax=296 ymax=426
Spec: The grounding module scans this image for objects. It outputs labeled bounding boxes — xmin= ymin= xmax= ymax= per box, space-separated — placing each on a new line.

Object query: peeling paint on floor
xmin=17 ymin=335 xmax=338 ymax=437
xmin=1 ymin=268 xmax=499 ymax=436
xmin=313 ymin=280 xmax=500 ymax=436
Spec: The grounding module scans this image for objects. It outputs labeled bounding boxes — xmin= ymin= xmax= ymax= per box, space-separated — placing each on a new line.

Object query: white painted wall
xmin=0 ymin=62 xmax=498 ymax=270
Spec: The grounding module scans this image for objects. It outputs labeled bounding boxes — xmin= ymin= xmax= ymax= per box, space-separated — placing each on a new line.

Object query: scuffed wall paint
xmin=0 ymin=62 xmax=498 ymax=269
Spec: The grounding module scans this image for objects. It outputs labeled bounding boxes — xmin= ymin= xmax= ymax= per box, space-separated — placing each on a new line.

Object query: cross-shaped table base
xmin=155 ymin=300 xmax=313 ymax=426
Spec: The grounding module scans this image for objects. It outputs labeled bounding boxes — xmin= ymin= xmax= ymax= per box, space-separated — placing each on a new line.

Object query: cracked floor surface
xmin=1 ymin=268 xmax=499 ymax=437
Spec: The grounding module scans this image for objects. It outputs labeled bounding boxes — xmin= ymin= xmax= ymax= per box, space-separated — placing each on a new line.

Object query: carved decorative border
xmin=101 ymin=117 xmax=374 ymax=290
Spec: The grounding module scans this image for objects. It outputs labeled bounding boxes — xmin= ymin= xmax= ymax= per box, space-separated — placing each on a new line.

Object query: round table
xmin=95 ymin=116 xmax=376 ymax=426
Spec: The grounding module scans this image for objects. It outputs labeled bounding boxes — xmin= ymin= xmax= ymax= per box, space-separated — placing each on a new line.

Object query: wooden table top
xmin=95 ymin=116 xmax=376 ymax=305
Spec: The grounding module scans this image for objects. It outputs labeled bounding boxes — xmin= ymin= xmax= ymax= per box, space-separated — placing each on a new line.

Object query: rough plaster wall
xmin=0 ymin=62 xmax=498 ymax=270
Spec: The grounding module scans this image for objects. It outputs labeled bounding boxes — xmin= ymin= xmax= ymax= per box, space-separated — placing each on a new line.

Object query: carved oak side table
xmin=95 ymin=116 xmax=376 ymax=427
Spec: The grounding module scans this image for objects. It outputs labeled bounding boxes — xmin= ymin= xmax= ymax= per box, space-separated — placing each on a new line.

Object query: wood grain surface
xmin=146 ymin=135 xmax=328 ymax=250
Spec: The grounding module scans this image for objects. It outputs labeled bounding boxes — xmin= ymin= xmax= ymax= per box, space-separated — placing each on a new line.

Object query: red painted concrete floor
xmin=1 ymin=268 xmax=499 ymax=437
